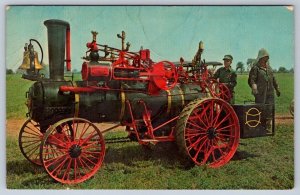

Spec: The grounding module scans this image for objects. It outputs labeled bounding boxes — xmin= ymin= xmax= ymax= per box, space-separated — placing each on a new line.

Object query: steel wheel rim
xmin=19 ymin=119 xmax=43 ymax=166
xmin=40 ymin=118 xmax=105 ymax=184
xmin=184 ymin=98 xmax=239 ymax=167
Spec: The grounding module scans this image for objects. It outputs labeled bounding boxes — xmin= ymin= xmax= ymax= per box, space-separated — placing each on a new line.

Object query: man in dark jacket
xmin=248 ymin=48 xmax=280 ymax=132
xmin=214 ymin=54 xmax=237 ymax=104
xmin=248 ymin=48 xmax=280 ymax=104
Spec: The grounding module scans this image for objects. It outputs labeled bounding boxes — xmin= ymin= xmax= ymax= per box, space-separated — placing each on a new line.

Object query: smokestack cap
xmin=44 ymin=19 xmax=70 ymax=28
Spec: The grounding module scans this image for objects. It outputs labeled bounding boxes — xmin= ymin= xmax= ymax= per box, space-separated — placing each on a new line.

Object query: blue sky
xmin=6 ymin=5 xmax=294 ymax=71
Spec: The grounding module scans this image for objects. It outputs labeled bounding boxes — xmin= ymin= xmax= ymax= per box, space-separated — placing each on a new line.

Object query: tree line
xmin=235 ymin=58 xmax=293 ymax=74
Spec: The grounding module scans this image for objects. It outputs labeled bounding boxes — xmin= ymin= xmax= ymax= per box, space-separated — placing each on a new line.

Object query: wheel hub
xmin=69 ymin=144 xmax=82 ymax=158
xmin=207 ymin=127 xmax=216 ymax=139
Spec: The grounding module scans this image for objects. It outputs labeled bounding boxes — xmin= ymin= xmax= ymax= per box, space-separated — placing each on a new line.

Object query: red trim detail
xmin=66 ymin=27 xmax=71 ymax=71
xmin=60 ymin=86 xmax=97 ymax=93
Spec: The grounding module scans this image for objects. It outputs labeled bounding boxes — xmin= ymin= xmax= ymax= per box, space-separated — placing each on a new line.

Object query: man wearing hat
xmin=213 ymin=54 xmax=237 ymax=104
xmin=248 ymin=48 xmax=280 ymax=104
xmin=248 ymin=48 xmax=280 ymax=132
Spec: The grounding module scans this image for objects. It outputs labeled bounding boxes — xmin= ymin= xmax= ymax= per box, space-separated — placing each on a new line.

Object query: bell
xmin=19 ymin=50 xmax=30 ymax=70
xmin=19 ymin=50 xmax=43 ymax=70
xmin=33 ymin=52 xmax=43 ymax=70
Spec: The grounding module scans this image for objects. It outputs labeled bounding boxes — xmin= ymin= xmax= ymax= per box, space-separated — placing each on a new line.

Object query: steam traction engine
xmin=18 ymin=19 xmax=274 ymax=184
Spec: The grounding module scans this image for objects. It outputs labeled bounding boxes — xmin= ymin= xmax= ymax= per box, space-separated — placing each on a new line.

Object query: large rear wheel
xmin=175 ymin=98 xmax=240 ymax=168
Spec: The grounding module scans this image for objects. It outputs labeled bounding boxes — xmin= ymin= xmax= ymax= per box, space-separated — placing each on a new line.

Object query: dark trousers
xmin=255 ymin=93 xmax=274 ymax=131
xmin=254 ymin=93 xmax=274 ymax=104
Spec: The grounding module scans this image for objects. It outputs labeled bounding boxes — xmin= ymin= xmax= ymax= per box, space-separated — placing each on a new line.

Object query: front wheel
xmin=19 ymin=119 xmax=44 ymax=166
xmin=175 ymin=98 xmax=240 ymax=168
xmin=40 ymin=118 xmax=105 ymax=184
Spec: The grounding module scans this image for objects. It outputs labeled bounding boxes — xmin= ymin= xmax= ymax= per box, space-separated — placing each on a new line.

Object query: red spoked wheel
xmin=175 ymin=98 xmax=240 ymax=168
xmin=40 ymin=118 xmax=105 ymax=184
xmin=151 ymin=61 xmax=178 ymax=90
xmin=19 ymin=119 xmax=44 ymax=166
xmin=208 ymin=80 xmax=232 ymax=102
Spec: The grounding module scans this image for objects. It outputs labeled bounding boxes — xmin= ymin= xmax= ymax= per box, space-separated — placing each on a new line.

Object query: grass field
xmin=5 ymin=73 xmax=294 ymax=189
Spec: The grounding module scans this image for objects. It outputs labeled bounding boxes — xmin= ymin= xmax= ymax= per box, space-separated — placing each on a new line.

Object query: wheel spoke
xmin=25 ymin=124 xmax=41 ymax=134
xmin=185 ymin=129 xmax=206 ymax=137
xmin=215 ymin=135 xmax=229 ymax=143
xmin=59 ymin=124 xmax=71 ymax=143
xmin=202 ymin=103 xmax=211 ymax=126
xmin=44 ymin=153 xmax=68 ymax=167
xmin=80 ymin=132 xmax=99 ymax=146
xmin=22 ymin=135 xmax=41 ymax=139
xmin=23 ymin=129 xmax=41 ymax=137
xmin=187 ymin=135 xmax=207 ymax=152
xmin=49 ymin=157 xmax=68 ymax=176
xmin=211 ymin=149 xmax=217 ymax=162
xmin=193 ymin=103 xmax=210 ymax=127
xmin=186 ymin=121 xmax=205 ymax=131
xmin=192 ymin=138 xmax=208 ymax=162
xmin=217 ymin=133 xmax=236 ymax=138
xmin=191 ymin=109 xmax=209 ymax=128
xmin=84 ymin=151 xmax=102 ymax=155
xmin=212 ymin=104 xmax=223 ymax=126
xmin=215 ymin=124 xmax=236 ymax=132
xmin=78 ymin=156 xmax=94 ymax=172
xmin=81 ymin=153 xmax=98 ymax=166
xmin=72 ymin=119 xmax=76 ymax=139
xmin=78 ymin=123 xmax=91 ymax=140
xmin=48 ymin=134 xmax=67 ymax=147
xmin=215 ymin=146 xmax=226 ymax=157
xmin=214 ymin=112 xmax=231 ymax=129
xmin=25 ymin=144 xmax=40 ymax=158
xmin=62 ymin=158 xmax=73 ymax=180
xmin=209 ymin=101 xmax=214 ymax=126
xmin=21 ymin=138 xmax=41 ymax=143
xmin=81 ymin=141 xmax=100 ymax=150
xmin=202 ymin=145 xmax=214 ymax=165
xmin=22 ymin=140 xmax=41 ymax=149
xmin=74 ymin=158 xmax=78 ymax=180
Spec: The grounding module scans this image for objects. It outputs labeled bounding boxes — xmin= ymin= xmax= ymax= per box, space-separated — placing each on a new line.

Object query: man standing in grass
xmin=248 ymin=48 xmax=280 ymax=132
xmin=248 ymin=48 xmax=280 ymax=104
xmin=213 ymin=54 xmax=237 ymax=104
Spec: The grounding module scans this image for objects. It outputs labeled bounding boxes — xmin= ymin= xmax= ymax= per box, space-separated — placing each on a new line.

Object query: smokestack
xmin=44 ymin=19 xmax=70 ymax=81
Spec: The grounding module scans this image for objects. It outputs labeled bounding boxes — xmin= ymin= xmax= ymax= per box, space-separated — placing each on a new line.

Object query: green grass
xmin=6 ymin=124 xmax=294 ymax=189
xmin=6 ymin=74 xmax=34 ymax=119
